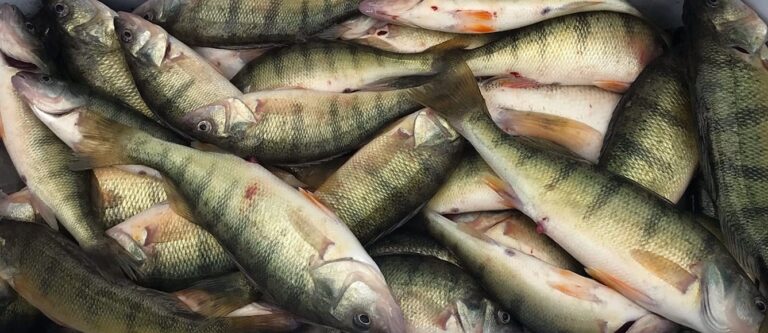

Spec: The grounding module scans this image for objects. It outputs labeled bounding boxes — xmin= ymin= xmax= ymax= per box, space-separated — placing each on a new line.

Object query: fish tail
xmin=70 ymin=112 xmax=145 ymax=170
xmin=84 ymin=238 xmax=145 ymax=281
xmin=408 ymin=61 xmax=486 ymax=127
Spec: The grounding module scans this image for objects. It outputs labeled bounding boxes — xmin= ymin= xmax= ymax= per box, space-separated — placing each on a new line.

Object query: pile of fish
xmin=0 ymin=0 xmax=767 ymax=332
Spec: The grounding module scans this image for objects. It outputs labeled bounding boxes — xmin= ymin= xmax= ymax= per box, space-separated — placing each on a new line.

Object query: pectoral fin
xmin=630 ymin=249 xmax=697 ymax=293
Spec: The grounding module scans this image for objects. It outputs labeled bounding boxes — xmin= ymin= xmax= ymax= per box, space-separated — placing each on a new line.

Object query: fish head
xmin=11 ymin=71 xmax=86 ymax=115
xmin=181 ymin=97 xmax=257 ymax=143
xmin=358 ymin=0 xmax=423 ymax=22
xmin=412 ymin=108 xmax=462 ymax=149
xmin=0 ymin=3 xmax=49 ymax=72
xmin=311 ymin=258 xmax=406 ymax=332
xmin=114 ymin=12 xmax=169 ymax=68
xmin=354 ymin=23 xmax=410 ymax=52
xmin=472 ymin=298 xmax=521 ymax=333
xmin=47 ymin=0 xmax=117 ymax=47
xmin=132 ymin=0 xmax=184 ymax=25
xmin=684 ymin=0 xmax=768 ymax=54
xmin=699 ymin=256 xmax=765 ymax=332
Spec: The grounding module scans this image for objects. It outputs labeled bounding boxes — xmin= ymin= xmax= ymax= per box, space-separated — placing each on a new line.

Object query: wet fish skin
xmin=424 ymin=211 xmax=676 ymax=333
xmin=114 ymin=12 xmax=243 ymax=132
xmin=46 ymin=0 xmax=156 ymax=120
xmin=427 ymin=151 xmax=511 ymax=215
xmin=450 ymin=210 xmax=582 ymax=272
xmin=0 ymin=189 xmax=37 ymax=223
xmin=410 ymin=62 xmax=766 ymax=332
xmin=232 ymin=42 xmax=438 ymax=93
xmin=481 ymin=79 xmax=621 ymax=162
xmin=0 ymin=4 xmax=50 ymax=73
xmin=0 ymin=221 xmax=290 ymax=333
xmin=314 ymin=109 xmax=464 ymax=244
xmin=331 ymin=16 xmax=496 ymax=54
xmin=599 ymin=48 xmax=698 ymax=203
xmin=134 ymin=0 xmax=360 ymax=47
xmin=0 ymin=288 xmax=44 ymax=333
xmin=72 ymin=113 xmax=406 ymax=332
xmin=375 ymin=255 xmax=526 ymax=333
xmin=366 ymin=230 xmax=460 ymax=267
xmin=11 ymin=72 xmax=184 ymax=151
xmin=464 ymin=12 xmax=665 ymax=92
xmin=107 ymin=203 xmax=237 ymax=290
xmin=359 ymin=0 xmax=642 ymax=34
xmin=194 ymin=47 xmax=273 ymax=80
xmin=180 ymin=88 xmax=420 ymax=164
xmin=685 ymin=0 xmax=768 ymax=296
xmin=92 ymin=167 xmax=167 ymax=228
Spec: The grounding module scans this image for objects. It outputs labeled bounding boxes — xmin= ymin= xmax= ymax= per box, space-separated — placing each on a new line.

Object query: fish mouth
xmin=1 ymin=52 xmax=39 ymax=71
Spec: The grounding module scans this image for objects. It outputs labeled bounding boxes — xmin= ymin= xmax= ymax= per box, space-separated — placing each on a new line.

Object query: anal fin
xmin=594 ymin=80 xmax=631 ymax=93
xmin=482 ymin=175 xmax=520 ymax=209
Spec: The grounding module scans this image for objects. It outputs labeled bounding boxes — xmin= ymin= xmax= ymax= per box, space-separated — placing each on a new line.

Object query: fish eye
xmin=706 ymin=0 xmax=719 ymax=7
xmin=54 ymin=3 xmax=68 ymax=17
xmin=755 ymin=297 xmax=767 ymax=313
xmin=24 ymin=22 xmax=35 ymax=32
xmin=353 ymin=313 xmax=371 ymax=330
xmin=143 ymin=13 xmax=153 ymax=21
xmin=376 ymin=29 xmax=388 ymax=36
xmin=41 ymin=75 xmax=52 ymax=83
xmin=121 ymin=30 xmax=133 ymax=43
xmin=496 ymin=310 xmax=512 ymax=324
xmin=197 ymin=120 xmax=212 ymax=133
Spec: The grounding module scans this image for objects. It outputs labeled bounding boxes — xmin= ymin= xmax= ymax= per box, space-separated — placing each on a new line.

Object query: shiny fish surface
xmin=134 ymin=0 xmax=360 ymax=47
xmin=92 ymin=167 xmax=167 ymax=228
xmin=314 ymin=109 xmax=464 ymax=244
xmin=194 ymin=46 xmax=273 ymax=80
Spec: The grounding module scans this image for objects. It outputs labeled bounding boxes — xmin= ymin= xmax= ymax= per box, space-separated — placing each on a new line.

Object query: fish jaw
xmin=11 ymin=72 xmax=86 ymax=115
xmin=114 ymin=12 xmax=169 ymax=68
xmin=684 ymin=0 xmax=768 ymax=54
xmin=0 ymin=4 xmax=47 ymax=72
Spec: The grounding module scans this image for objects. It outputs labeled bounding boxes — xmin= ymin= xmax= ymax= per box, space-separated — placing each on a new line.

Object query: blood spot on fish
xmin=510 ymin=72 xmax=522 ymax=78
xmin=504 ymin=249 xmax=516 ymax=256
xmin=541 ymin=7 xmax=552 ymax=15
xmin=431 ymin=6 xmax=438 ymax=11
xmin=342 ymin=88 xmax=354 ymax=93
xmin=326 ymin=80 xmax=332 ymax=86
xmin=536 ymin=217 xmax=549 ymax=234
xmin=244 ymin=184 xmax=259 ymax=200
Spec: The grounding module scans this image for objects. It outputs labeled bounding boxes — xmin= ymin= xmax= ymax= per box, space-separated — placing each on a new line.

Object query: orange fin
xmin=485 ymin=76 xmax=540 ymax=89
xmin=483 ymin=175 xmax=520 ymax=209
xmin=465 ymin=23 xmax=494 ymax=33
xmin=586 ymin=267 xmax=656 ymax=306
xmin=299 ymin=188 xmax=338 ymax=219
xmin=630 ymin=249 xmax=697 ymax=293
xmin=492 ymin=110 xmax=602 ymax=162
xmin=466 ymin=211 xmax=513 ymax=232
xmin=455 ymin=10 xmax=494 ymax=21
xmin=548 ymin=269 xmax=600 ymax=302
xmin=593 ymin=80 xmax=631 ymax=93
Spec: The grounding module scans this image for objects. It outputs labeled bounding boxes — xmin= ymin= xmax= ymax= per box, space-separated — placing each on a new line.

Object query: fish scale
xmin=464 ymin=11 xmax=664 ymax=91
xmin=409 ymin=62 xmax=765 ymax=332
xmin=134 ymin=0 xmax=359 ymax=47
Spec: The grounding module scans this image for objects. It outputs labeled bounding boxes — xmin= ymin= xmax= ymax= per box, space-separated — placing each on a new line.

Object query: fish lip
xmin=10 ymin=71 xmax=36 ymax=100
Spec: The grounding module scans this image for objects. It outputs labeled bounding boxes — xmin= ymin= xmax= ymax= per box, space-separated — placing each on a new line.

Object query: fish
xmin=46 ymin=0 xmax=156 ymax=120
xmin=279 ymin=155 xmax=351 ymax=191
xmin=0 ymin=4 xmax=50 ymax=73
xmin=600 ymin=48 xmax=697 ymax=203
xmin=327 ymin=16 xmax=497 ymax=54
xmin=194 ymin=47 xmax=273 ymax=80
xmin=427 ymin=151 xmax=513 ymax=215
xmin=0 ymin=189 xmax=37 ymax=223
xmin=0 ymin=220 xmax=296 ymax=333
xmin=409 ymin=62 xmax=767 ymax=332
xmin=374 ymin=255 xmax=527 ymax=333
xmin=685 ymin=0 xmax=768 ymax=296
xmin=359 ymin=0 xmax=642 ymax=34
xmin=232 ymin=42 xmax=439 ymax=93
xmin=464 ymin=12 xmax=665 ymax=93
xmin=366 ymin=230 xmax=460 ymax=267
xmin=450 ymin=210 xmax=582 ymax=272
xmin=313 ymin=109 xmax=464 ymax=244
xmin=133 ymin=0 xmax=360 ymax=47
xmin=0 ymin=286 xmax=45 ymax=333
xmin=71 ymin=112 xmax=406 ymax=332
xmin=11 ymin=71 xmax=184 ymax=150
xmin=173 ymin=273 xmax=263 ymax=317
xmin=114 ymin=12 xmax=243 ymax=133
xmin=107 ymin=203 xmax=237 ymax=290
xmin=480 ymin=78 xmax=621 ymax=162
xmin=91 ymin=167 xmax=167 ymax=228
xmin=424 ymin=211 xmax=676 ymax=333
xmin=179 ymin=88 xmax=421 ymax=164
xmin=0 ymin=7 xmax=139 ymax=278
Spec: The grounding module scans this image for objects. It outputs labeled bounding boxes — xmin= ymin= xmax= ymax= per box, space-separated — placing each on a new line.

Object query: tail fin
xmin=222 ymin=313 xmax=301 ymax=332
xmin=174 ymin=273 xmax=255 ymax=317
xmin=70 ymin=112 xmax=142 ymax=170
xmin=85 ymin=238 xmax=144 ymax=281
xmin=407 ymin=61 xmax=486 ymax=126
